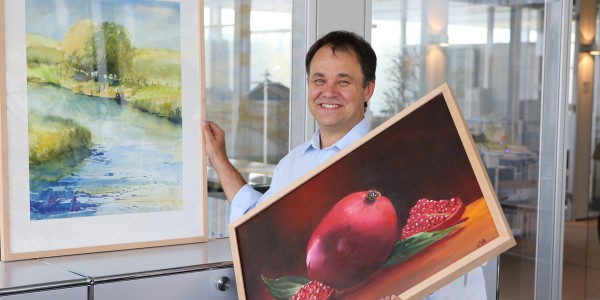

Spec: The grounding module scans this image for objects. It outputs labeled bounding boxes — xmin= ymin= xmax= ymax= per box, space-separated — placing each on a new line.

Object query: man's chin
xmin=315 ymin=118 xmax=341 ymax=128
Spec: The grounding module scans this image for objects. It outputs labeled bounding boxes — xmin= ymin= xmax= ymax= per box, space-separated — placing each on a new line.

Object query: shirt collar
xmin=304 ymin=118 xmax=370 ymax=152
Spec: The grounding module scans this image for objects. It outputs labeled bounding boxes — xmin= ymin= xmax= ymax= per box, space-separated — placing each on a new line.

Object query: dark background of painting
xmin=235 ymin=93 xmax=487 ymax=299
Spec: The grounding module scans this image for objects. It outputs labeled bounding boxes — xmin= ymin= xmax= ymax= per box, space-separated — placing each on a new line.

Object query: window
xmin=204 ymin=0 xmax=292 ymax=169
xmin=371 ymin=1 xmax=545 ymax=298
xmin=204 ymin=0 xmax=293 ymax=238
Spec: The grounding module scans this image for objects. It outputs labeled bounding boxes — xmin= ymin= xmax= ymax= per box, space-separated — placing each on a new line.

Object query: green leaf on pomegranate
xmin=261 ymin=275 xmax=310 ymax=300
xmin=381 ymin=222 xmax=463 ymax=268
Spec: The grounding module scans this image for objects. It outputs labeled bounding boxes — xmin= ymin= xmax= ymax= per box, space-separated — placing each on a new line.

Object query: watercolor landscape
xmin=25 ymin=0 xmax=185 ymax=220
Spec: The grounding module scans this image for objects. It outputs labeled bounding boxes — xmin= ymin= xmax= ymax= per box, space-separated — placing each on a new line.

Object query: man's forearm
xmin=200 ymin=120 xmax=247 ymax=204
xmin=211 ymin=157 xmax=247 ymax=204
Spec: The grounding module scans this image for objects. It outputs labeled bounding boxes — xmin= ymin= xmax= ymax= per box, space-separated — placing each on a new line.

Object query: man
xmin=201 ymin=30 xmax=486 ymax=298
xmin=201 ymin=30 xmax=375 ymax=222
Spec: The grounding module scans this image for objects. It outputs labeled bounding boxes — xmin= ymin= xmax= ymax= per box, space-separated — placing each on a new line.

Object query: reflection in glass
xmin=203 ymin=1 xmax=293 ymax=238
xmin=371 ymin=1 xmax=544 ymax=298
xmin=204 ymin=0 xmax=292 ymax=166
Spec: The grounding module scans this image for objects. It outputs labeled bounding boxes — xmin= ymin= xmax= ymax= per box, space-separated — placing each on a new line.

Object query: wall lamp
xmin=429 ymin=33 xmax=449 ymax=47
xmin=580 ymin=44 xmax=600 ymax=55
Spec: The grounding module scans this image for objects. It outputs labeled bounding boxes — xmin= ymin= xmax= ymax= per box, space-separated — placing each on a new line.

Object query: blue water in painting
xmin=27 ymin=84 xmax=184 ymax=220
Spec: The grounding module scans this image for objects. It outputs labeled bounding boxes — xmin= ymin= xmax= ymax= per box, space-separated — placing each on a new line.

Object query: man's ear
xmin=364 ymin=81 xmax=375 ymax=102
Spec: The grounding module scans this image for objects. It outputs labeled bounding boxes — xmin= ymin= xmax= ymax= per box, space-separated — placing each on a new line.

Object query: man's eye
xmin=314 ymin=79 xmax=325 ymax=85
xmin=338 ymin=80 xmax=350 ymax=87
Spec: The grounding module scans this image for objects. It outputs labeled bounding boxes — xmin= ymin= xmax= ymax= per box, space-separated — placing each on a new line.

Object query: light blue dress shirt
xmin=229 ymin=118 xmax=370 ymax=223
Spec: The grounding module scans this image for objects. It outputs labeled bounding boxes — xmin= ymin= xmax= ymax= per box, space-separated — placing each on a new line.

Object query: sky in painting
xmin=25 ymin=0 xmax=182 ymax=51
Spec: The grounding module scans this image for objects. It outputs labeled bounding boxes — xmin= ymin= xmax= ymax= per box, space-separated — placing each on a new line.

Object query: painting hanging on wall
xmin=229 ymin=83 xmax=516 ymax=300
xmin=0 ymin=0 xmax=207 ymax=261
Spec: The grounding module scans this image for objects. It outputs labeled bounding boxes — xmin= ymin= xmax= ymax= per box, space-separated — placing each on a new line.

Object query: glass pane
xmin=204 ymin=0 xmax=293 ymax=238
xmin=204 ymin=0 xmax=292 ymax=169
xmin=563 ymin=0 xmax=600 ymax=296
xmin=588 ymin=39 xmax=600 ymax=299
xmin=371 ymin=0 xmax=544 ymax=298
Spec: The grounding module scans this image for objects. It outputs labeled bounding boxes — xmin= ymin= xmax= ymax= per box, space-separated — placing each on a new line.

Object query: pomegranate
xmin=306 ymin=190 xmax=398 ymax=290
xmin=290 ymin=280 xmax=335 ymax=300
xmin=401 ymin=197 xmax=465 ymax=240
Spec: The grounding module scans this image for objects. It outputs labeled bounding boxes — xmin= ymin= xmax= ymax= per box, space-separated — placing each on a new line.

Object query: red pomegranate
xmin=290 ymin=280 xmax=335 ymax=300
xmin=401 ymin=197 xmax=465 ymax=240
xmin=306 ymin=190 xmax=398 ymax=290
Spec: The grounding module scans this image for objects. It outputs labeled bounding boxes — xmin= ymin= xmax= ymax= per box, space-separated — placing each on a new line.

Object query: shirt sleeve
xmin=227 ymin=145 xmax=298 ymax=223
xmin=229 ymin=184 xmax=263 ymax=223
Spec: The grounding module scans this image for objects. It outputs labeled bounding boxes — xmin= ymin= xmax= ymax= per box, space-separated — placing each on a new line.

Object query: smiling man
xmin=306 ymin=34 xmax=375 ymax=149
xmin=201 ymin=30 xmax=487 ymax=299
xmin=202 ymin=30 xmax=376 ymax=222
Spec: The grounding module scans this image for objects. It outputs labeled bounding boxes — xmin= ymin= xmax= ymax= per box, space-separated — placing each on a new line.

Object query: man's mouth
xmin=321 ymin=103 xmax=340 ymax=109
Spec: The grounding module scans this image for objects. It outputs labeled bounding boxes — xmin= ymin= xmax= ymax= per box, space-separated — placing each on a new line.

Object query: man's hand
xmin=201 ymin=120 xmax=246 ymax=203
xmin=201 ymin=120 xmax=228 ymax=165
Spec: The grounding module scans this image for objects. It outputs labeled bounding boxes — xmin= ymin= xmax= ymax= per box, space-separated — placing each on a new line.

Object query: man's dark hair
xmin=305 ymin=30 xmax=377 ymax=88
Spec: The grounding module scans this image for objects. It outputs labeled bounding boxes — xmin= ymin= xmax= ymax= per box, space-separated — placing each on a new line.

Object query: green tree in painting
xmin=62 ymin=19 xmax=135 ymax=83
xmin=95 ymin=21 xmax=136 ymax=82
xmin=62 ymin=19 xmax=97 ymax=81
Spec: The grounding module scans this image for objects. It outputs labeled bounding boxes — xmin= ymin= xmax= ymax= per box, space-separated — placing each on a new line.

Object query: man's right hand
xmin=201 ymin=120 xmax=246 ymax=203
xmin=201 ymin=120 xmax=228 ymax=165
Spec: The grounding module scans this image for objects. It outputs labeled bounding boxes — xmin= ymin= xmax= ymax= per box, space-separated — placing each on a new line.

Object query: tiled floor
xmin=563 ymin=217 xmax=600 ymax=300
xmin=498 ymin=217 xmax=600 ymax=300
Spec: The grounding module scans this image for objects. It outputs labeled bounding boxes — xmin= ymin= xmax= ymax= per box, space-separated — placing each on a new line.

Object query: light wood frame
xmin=230 ymin=83 xmax=516 ymax=300
xmin=0 ymin=0 xmax=207 ymax=261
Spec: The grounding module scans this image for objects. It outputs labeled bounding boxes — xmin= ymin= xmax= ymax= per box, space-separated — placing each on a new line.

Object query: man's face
xmin=307 ymin=46 xmax=375 ymax=136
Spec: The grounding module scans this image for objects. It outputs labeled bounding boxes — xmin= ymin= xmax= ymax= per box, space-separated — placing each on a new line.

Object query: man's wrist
xmin=210 ymin=154 xmax=233 ymax=171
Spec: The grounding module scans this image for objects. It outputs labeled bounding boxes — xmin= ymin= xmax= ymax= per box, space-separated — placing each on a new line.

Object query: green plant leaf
xmin=261 ymin=275 xmax=310 ymax=300
xmin=382 ymin=223 xmax=463 ymax=268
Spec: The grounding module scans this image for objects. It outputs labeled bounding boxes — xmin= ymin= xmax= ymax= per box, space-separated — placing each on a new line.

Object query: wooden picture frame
xmin=0 ymin=0 xmax=207 ymax=261
xmin=230 ymin=83 xmax=516 ymax=299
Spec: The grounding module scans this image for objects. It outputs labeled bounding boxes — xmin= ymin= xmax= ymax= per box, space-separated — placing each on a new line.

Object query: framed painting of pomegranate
xmin=229 ymin=83 xmax=516 ymax=300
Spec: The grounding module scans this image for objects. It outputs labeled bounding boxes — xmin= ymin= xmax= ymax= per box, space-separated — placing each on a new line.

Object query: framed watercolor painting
xmin=0 ymin=0 xmax=207 ymax=261
xmin=230 ymin=83 xmax=516 ymax=300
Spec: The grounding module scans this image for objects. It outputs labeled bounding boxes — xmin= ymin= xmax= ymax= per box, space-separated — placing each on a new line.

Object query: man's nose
xmin=322 ymin=83 xmax=338 ymax=97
